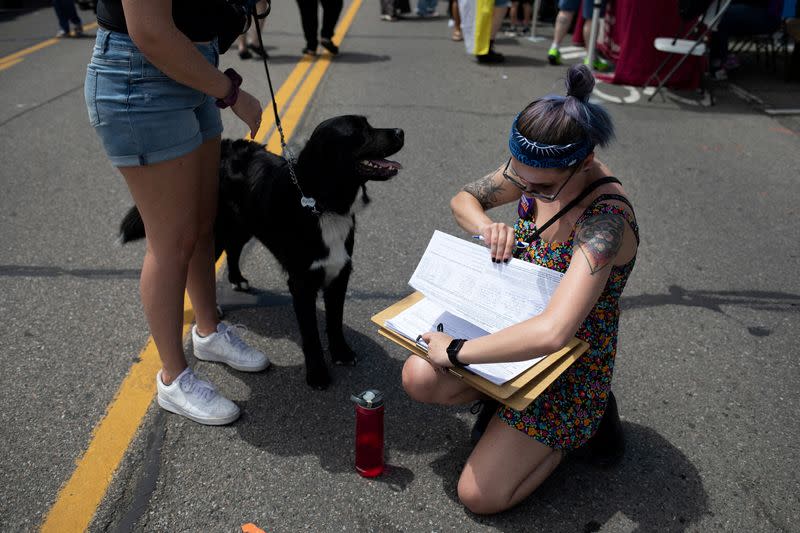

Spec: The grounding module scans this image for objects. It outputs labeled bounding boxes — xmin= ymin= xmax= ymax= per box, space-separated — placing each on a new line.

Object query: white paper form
xmin=409 ymin=231 xmax=564 ymax=333
xmin=384 ymin=297 xmax=547 ymax=385
xmin=384 ymin=297 xmax=488 ymax=348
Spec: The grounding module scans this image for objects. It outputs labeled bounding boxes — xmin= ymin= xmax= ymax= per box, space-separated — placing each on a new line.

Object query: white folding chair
xmin=645 ymin=0 xmax=733 ymax=102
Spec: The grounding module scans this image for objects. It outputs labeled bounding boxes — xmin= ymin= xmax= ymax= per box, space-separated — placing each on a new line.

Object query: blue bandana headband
xmin=508 ymin=114 xmax=593 ymax=169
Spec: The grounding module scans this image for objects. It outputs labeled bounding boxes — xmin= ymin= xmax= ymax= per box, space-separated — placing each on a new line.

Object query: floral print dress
xmin=497 ymin=193 xmax=640 ymax=450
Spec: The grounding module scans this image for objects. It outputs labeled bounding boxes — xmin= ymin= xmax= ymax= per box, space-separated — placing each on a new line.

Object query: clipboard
xmin=372 ymin=292 xmax=588 ymax=411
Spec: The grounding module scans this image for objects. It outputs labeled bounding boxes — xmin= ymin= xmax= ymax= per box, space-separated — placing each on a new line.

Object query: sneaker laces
xmin=221 ymin=323 xmax=251 ymax=352
xmin=179 ymin=370 xmax=217 ymax=402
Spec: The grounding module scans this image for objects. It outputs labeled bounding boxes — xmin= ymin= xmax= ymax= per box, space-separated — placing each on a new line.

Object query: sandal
xmin=451 ymin=28 xmax=463 ymax=41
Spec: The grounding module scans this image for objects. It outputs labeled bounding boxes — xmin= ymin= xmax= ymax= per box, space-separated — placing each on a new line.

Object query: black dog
xmin=119 ymin=115 xmax=404 ymax=389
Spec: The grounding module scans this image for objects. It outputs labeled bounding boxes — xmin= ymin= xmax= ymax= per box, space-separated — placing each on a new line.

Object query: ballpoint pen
xmin=472 ymin=235 xmax=529 ymax=249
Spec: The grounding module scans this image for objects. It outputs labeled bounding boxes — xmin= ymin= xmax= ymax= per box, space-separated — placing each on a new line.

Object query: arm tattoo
xmin=575 ymin=214 xmax=625 ymax=274
xmin=463 ymin=171 xmax=503 ymax=210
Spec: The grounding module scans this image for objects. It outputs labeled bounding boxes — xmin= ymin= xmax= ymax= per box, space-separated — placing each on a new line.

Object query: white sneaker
xmin=156 ymin=368 xmax=240 ymax=425
xmin=192 ymin=322 xmax=270 ymax=372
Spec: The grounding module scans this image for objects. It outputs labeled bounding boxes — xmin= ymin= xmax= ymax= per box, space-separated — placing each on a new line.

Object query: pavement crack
xmin=0 ymin=84 xmax=83 ymax=128
xmin=108 ymin=410 xmax=167 ymax=533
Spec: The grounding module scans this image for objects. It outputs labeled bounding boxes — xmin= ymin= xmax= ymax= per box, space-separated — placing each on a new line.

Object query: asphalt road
xmin=1 ymin=2 xmax=799 ymax=532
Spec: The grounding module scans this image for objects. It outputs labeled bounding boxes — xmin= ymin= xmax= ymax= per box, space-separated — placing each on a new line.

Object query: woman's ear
xmin=582 ymin=152 xmax=595 ymax=171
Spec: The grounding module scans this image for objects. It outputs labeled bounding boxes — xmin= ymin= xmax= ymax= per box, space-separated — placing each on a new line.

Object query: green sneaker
xmin=547 ymin=47 xmax=562 ymax=66
xmin=583 ymin=55 xmax=612 ymax=72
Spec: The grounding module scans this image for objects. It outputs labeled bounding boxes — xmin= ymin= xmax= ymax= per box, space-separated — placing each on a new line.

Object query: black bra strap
xmin=591 ymin=193 xmax=635 ymax=214
xmin=529 ymin=177 xmax=621 ymax=240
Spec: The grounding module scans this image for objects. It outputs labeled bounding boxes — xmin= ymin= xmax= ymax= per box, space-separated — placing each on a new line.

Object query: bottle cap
xmin=351 ymin=389 xmax=384 ymax=408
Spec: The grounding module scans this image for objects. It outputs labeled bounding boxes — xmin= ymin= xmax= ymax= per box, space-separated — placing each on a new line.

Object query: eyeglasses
xmin=502 ymin=157 xmax=581 ymax=201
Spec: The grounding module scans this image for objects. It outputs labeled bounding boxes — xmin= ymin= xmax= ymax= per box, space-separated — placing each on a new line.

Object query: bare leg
xmin=582 ymin=18 xmax=592 ymax=47
xmin=490 ymin=6 xmax=506 ymax=39
xmin=552 ymin=9 xmax=574 ymax=47
xmin=185 ymin=137 xmax=221 ymax=337
xmin=402 ymin=355 xmax=483 ymax=405
xmin=458 ymin=416 xmax=564 ymax=514
xmin=247 ymin=0 xmax=269 ymax=47
xmin=120 ymin=146 xmax=211 ymax=384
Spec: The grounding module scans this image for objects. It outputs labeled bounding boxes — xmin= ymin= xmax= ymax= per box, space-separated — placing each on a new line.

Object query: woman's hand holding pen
xmin=477 ymin=222 xmax=516 ymax=263
xmin=420 ymin=331 xmax=455 ymax=369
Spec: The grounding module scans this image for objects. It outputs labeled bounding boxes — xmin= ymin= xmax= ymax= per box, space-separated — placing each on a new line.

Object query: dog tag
xmin=300 ymin=196 xmax=317 ymax=209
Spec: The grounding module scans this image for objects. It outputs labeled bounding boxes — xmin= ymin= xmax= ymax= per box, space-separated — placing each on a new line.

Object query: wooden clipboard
xmin=371 ymin=292 xmax=588 ymax=411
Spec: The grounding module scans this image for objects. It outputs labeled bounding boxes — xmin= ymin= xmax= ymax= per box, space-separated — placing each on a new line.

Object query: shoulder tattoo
xmin=463 ymin=171 xmax=504 ymax=210
xmin=575 ymin=213 xmax=625 ymax=274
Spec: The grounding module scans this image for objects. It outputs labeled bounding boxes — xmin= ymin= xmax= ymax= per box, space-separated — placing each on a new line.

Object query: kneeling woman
xmin=402 ymin=64 xmax=639 ymax=515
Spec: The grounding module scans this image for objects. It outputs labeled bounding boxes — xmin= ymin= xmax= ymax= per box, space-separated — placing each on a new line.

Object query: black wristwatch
xmin=446 ymin=338 xmax=467 ymax=367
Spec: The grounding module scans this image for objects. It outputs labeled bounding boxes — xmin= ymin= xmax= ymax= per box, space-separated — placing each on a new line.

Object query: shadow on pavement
xmin=214 ymin=286 xmax=709 ymax=530
xmin=431 ymin=423 xmax=710 ymax=532
xmin=242 ymin=52 xmax=391 ymax=65
xmin=214 ymin=293 xmax=472 ymax=477
xmin=622 ymin=284 xmax=800 ymax=337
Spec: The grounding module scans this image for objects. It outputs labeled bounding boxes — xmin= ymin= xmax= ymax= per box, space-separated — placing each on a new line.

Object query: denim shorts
xmin=558 ymin=0 xmax=606 ymax=18
xmin=84 ymin=28 xmax=223 ymax=167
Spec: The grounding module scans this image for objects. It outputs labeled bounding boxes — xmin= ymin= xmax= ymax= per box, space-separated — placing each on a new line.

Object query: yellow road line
xmin=39 ymin=2 xmax=362 ymax=530
xmin=40 ymin=255 xmax=227 ymax=533
xmin=0 ymin=58 xmax=24 ymax=72
xmin=252 ymin=56 xmax=316 ymax=143
xmin=0 ymin=22 xmax=99 ymax=71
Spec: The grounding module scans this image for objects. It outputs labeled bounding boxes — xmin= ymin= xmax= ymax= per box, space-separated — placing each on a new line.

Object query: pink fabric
xmin=574 ymin=0 xmax=705 ymax=89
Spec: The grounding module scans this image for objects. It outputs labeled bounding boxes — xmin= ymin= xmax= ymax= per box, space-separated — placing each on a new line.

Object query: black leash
xmin=247 ymin=2 xmax=320 ymax=215
xmin=523 ymin=176 xmax=622 ymax=242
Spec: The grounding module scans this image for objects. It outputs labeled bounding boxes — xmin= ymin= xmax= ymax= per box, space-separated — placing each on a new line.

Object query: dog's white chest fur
xmin=310 ymin=188 xmax=368 ymax=284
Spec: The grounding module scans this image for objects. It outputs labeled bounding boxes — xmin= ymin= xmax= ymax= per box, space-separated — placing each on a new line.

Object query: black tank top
xmin=96 ymin=0 xmax=223 ymax=42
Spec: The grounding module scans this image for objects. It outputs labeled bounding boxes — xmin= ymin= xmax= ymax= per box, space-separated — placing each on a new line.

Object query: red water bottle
xmin=351 ymin=389 xmax=384 ymax=477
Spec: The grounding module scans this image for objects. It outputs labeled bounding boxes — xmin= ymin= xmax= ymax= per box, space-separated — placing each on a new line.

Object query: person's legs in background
xmin=519 ymin=0 xmax=533 ymax=35
xmin=381 ymin=0 xmax=398 ymax=20
xmin=581 ymin=0 xmax=610 ymax=71
xmin=237 ymin=0 xmax=270 ymax=59
xmin=476 ymin=0 xmax=509 ymax=63
xmin=510 ymin=0 xmax=521 ymax=32
xmin=296 ymin=0 xmax=320 ymax=55
xmin=52 ymin=0 xmax=83 ymax=37
xmin=709 ymin=3 xmax=782 ymax=77
xmin=416 ymin=0 xmax=440 ymax=17
xmin=319 ymin=0 xmax=343 ymax=54
xmin=548 ymin=0 xmax=577 ymax=64
xmin=450 ymin=0 xmax=463 ymax=39
xmin=484 ymin=0 xmax=510 ymax=62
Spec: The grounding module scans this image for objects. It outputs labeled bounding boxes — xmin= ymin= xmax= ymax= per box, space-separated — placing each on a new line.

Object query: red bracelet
xmin=215 ymin=68 xmax=243 ymax=109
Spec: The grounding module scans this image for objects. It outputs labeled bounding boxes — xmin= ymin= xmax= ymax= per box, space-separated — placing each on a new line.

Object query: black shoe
xmin=302 ymin=47 xmax=318 ymax=57
xmin=476 ymin=49 xmax=505 ymax=64
xmin=238 ymin=48 xmax=253 ymax=60
xmin=320 ymin=38 xmax=339 ymax=55
xmin=248 ymin=42 xmax=269 ymax=58
xmin=470 ymin=399 xmax=500 ymax=444
xmin=584 ymin=392 xmax=625 ymax=467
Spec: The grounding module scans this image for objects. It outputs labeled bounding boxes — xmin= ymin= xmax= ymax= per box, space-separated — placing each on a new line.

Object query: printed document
xmin=386 ymin=231 xmax=564 ymax=385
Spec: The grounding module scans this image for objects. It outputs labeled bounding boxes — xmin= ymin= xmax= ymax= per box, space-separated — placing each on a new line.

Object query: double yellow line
xmin=0 ymin=22 xmax=99 ymax=72
xmin=40 ymin=1 xmax=363 ymax=530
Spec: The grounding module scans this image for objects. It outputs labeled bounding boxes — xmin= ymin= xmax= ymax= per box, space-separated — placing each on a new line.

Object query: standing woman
xmin=87 ymin=0 xmax=270 ymax=425
xmin=402 ymin=64 xmax=638 ymax=514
